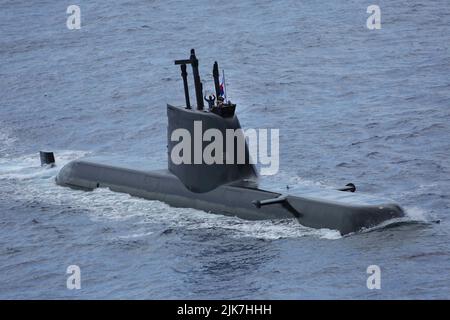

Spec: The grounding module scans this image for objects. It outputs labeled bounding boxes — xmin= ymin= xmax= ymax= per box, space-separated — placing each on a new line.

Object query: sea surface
xmin=1 ymin=0 xmax=449 ymax=299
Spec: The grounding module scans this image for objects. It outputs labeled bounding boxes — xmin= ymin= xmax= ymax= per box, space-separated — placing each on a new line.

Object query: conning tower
xmin=168 ymin=49 xmax=257 ymax=193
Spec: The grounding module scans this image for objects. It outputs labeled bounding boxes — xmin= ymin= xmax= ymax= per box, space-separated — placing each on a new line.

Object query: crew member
xmin=216 ymin=96 xmax=225 ymax=107
xmin=204 ymin=94 xmax=216 ymax=109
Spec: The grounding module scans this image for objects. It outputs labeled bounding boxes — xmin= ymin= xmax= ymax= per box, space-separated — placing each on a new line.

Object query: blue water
xmin=1 ymin=0 xmax=450 ymax=299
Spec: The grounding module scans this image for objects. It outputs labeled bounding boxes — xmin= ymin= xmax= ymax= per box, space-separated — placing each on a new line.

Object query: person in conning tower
xmin=216 ymin=96 xmax=225 ymax=107
xmin=204 ymin=94 xmax=215 ymax=109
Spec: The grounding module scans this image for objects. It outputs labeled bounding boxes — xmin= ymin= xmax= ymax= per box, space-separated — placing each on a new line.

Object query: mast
xmin=189 ymin=49 xmax=204 ymax=110
xmin=213 ymin=61 xmax=221 ymax=99
xmin=222 ymin=69 xmax=227 ymax=101
xmin=174 ymin=49 xmax=204 ymax=110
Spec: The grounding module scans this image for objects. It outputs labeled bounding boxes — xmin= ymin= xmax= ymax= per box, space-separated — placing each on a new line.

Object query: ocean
xmin=1 ymin=0 xmax=449 ymax=299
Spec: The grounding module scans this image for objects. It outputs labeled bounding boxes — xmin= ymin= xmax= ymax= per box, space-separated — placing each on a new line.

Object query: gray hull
xmin=56 ymin=160 xmax=404 ymax=235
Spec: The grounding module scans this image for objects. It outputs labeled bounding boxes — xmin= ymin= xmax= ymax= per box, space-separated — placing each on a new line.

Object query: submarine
xmin=54 ymin=49 xmax=405 ymax=235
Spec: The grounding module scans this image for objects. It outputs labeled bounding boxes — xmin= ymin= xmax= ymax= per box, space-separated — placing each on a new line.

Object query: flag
xmin=219 ymin=78 xmax=225 ymax=97
xmin=219 ymin=70 xmax=226 ymax=99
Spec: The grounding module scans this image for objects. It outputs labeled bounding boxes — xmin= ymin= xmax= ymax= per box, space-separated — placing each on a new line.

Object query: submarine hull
xmin=56 ymin=160 xmax=404 ymax=235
